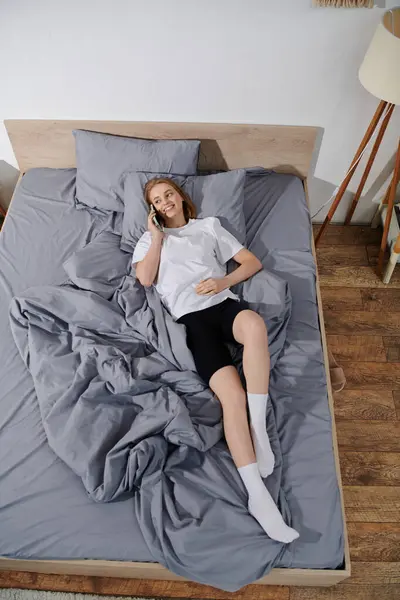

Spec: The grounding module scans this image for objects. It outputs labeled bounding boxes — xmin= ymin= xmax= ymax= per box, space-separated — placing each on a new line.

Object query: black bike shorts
xmin=177 ymin=298 xmax=249 ymax=383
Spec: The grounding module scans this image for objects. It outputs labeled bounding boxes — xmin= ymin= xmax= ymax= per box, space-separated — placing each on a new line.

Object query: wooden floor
xmin=1 ymin=225 xmax=399 ymax=600
xmin=312 ymin=225 xmax=400 ymax=600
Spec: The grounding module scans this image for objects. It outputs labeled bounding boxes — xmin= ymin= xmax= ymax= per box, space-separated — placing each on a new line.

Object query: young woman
xmin=132 ymin=178 xmax=299 ymax=544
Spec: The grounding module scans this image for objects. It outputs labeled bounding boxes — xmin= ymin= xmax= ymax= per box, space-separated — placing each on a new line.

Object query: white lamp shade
xmin=359 ymin=7 xmax=400 ymax=105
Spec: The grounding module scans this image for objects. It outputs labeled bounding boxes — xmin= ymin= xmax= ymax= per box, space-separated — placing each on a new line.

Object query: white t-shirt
xmin=132 ymin=217 xmax=244 ymax=320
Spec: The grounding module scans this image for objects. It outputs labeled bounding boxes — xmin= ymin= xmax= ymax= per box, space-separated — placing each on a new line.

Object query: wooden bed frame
xmin=1 ymin=120 xmax=350 ymax=588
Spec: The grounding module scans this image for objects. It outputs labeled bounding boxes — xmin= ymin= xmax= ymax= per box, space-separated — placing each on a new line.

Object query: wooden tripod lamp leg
xmin=377 ymin=139 xmax=400 ymax=276
xmin=371 ymin=182 xmax=393 ymax=229
xmin=345 ymin=103 xmax=395 ymax=225
xmin=315 ymin=100 xmax=388 ymax=246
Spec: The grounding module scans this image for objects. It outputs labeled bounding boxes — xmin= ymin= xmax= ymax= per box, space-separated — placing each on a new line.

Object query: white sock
xmin=238 ymin=463 xmax=299 ymax=544
xmin=247 ymin=393 xmax=275 ymax=477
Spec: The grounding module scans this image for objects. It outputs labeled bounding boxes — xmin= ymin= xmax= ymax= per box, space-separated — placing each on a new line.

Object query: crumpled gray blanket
xmin=10 ymin=246 xmax=293 ymax=591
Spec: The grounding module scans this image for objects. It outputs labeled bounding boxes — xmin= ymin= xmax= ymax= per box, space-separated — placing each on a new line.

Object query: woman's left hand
xmin=196 ymin=278 xmax=227 ymax=296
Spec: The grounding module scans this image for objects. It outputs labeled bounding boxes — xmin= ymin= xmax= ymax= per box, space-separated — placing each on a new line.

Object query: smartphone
xmin=149 ymin=205 xmax=164 ymax=232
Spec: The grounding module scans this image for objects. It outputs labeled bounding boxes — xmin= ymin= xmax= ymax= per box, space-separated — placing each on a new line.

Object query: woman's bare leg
xmin=209 ymin=365 xmax=255 ymax=468
xmin=209 ymin=364 xmax=299 ymax=543
xmin=233 ymin=310 xmax=274 ymax=477
xmin=232 ymin=310 xmax=270 ymax=393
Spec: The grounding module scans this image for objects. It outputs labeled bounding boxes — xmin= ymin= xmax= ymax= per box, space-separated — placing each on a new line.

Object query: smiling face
xmin=144 ymin=178 xmax=197 ymax=228
xmin=148 ymin=182 xmax=185 ymax=222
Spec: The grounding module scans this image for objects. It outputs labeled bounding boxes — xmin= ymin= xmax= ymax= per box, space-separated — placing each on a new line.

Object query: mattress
xmin=244 ymin=170 xmax=344 ymax=568
xmin=0 ymin=168 xmax=343 ymax=571
xmin=0 ymin=170 xmax=153 ymax=562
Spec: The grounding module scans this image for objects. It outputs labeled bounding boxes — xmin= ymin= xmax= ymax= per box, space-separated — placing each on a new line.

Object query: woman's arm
xmin=135 ymin=211 xmax=165 ymax=288
xmin=224 ymin=248 xmax=262 ymax=288
xmin=135 ymin=236 xmax=164 ymax=287
xmin=196 ymin=249 xmax=262 ymax=295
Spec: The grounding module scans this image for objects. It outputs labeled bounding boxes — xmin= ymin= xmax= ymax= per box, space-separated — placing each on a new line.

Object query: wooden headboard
xmin=4 ymin=120 xmax=319 ymax=180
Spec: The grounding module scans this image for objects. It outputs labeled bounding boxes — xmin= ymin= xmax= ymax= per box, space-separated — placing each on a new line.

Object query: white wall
xmin=1 ymin=0 xmax=399 ymax=221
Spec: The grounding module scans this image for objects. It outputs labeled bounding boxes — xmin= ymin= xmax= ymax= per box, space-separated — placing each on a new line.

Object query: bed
xmin=0 ymin=120 xmax=350 ymax=589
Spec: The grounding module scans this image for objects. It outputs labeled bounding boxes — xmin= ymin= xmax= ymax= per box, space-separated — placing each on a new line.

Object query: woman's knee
xmin=233 ymin=310 xmax=268 ymax=344
xmin=209 ymin=366 xmax=247 ymax=409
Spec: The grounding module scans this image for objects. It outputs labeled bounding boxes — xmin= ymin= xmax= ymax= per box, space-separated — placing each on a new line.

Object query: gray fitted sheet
xmin=0 ymin=170 xmax=153 ymax=562
xmin=0 ymin=168 xmax=343 ymax=572
xmin=244 ymin=170 xmax=343 ymax=569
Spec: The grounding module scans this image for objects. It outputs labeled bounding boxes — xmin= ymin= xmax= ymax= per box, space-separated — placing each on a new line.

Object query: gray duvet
xmin=10 ymin=243 xmax=293 ymax=589
xmin=0 ymin=168 xmax=344 ymax=590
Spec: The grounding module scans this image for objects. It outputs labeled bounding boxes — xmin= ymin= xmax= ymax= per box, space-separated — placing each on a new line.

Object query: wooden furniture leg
xmin=345 ymin=103 xmax=395 ymax=225
xmin=383 ymin=233 xmax=400 ymax=284
xmin=315 ymin=100 xmax=388 ymax=246
xmin=377 ymin=139 xmax=400 ymax=276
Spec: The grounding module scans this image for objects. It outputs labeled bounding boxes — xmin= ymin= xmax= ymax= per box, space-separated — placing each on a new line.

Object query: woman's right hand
xmin=148 ymin=208 xmax=164 ymax=241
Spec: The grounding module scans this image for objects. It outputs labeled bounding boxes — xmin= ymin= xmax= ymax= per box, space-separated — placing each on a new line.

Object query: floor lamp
xmin=315 ymin=6 xmax=400 ymax=274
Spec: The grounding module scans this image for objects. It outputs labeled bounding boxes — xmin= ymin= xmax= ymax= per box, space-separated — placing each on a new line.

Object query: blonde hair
xmin=144 ymin=178 xmax=197 ymax=223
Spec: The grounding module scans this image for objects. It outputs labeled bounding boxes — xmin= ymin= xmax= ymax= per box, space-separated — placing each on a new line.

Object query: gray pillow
xmin=73 ymin=130 xmax=201 ymax=212
xmin=63 ymin=231 xmax=131 ymax=298
xmin=120 ymin=169 xmax=246 ymax=251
